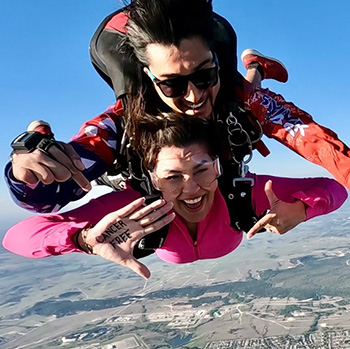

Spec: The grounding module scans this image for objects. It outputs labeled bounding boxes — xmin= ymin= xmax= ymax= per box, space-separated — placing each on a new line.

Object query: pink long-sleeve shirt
xmin=3 ymin=174 xmax=347 ymax=264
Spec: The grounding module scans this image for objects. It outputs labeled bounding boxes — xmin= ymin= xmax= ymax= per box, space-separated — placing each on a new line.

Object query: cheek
xmin=209 ymin=181 xmax=218 ymax=194
xmin=161 ymin=192 xmax=175 ymax=205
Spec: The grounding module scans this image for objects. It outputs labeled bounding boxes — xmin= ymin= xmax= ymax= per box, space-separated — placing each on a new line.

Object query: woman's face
xmin=144 ymin=37 xmax=220 ymax=119
xmin=152 ymin=144 xmax=219 ymax=224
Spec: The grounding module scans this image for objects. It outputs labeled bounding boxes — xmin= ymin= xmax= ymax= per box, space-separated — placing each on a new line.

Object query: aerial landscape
xmin=1 ymin=200 xmax=350 ymax=349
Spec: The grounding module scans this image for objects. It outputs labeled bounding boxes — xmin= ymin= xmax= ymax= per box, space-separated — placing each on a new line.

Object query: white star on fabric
xmin=284 ymin=124 xmax=309 ymax=137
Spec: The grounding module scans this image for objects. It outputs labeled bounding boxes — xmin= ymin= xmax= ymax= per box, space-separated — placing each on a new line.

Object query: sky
xmin=1 ymin=0 xmax=350 ymax=226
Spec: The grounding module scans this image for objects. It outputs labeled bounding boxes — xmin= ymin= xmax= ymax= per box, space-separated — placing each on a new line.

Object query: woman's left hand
xmin=81 ymin=197 xmax=175 ymax=279
xmin=247 ymin=180 xmax=307 ymax=239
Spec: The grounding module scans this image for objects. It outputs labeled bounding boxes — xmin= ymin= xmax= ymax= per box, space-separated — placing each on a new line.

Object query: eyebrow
xmin=161 ymin=162 xmax=208 ymax=175
xmin=158 ymin=57 xmax=213 ymax=79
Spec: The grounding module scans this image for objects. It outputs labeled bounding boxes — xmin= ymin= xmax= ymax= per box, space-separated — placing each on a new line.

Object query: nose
xmin=183 ymin=81 xmax=203 ymax=103
xmin=182 ymin=176 xmax=201 ymax=194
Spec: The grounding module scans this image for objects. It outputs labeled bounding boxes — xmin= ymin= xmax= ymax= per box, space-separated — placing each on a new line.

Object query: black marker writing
xmin=110 ymin=230 xmax=132 ymax=248
xmin=102 ymin=220 xmax=128 ymax=239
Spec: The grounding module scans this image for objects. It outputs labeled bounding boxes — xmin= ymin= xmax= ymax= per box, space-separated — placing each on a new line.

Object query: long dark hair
xmin=120 ymin=0 xmax=216 ymax=137
xmin=126 ymin=0 xmax=214 ymax=66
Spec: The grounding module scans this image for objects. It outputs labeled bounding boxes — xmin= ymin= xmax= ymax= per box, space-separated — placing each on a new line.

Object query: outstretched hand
xmin=83 ymin=197 xmax=175 ymax=279
xmin=247 ymin=180 xmax=307 ymax=239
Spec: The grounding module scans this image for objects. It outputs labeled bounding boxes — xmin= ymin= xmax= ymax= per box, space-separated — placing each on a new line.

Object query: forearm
xmin=246 ymin=88 xmax=350 ymax=189
xmin=2 ymin=217 xmax=87 ymax=258
xmin=2 ymin=190 xmax=141 ymax=258
xmin=251 ymin=173 xmax=348 ymax=220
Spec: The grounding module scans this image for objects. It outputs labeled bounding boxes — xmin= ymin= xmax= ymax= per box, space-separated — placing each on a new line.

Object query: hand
xmin=83 ymin=197 xmax=176 ymax=279
xmin=11 ymin=141 xmax=91 ymax=191
xmin=247 ymin=180 xmax=307 ymax=239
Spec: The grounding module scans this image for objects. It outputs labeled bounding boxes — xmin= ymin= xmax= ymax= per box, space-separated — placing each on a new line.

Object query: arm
xmin=245 ymin=87 xmax=350 ymax=189
xmin=247 ymin=173 xmax=348 ymax=238
xmin=5 ymin=104 xmax=123 ymax=213
xmin=2 ymin=189 xmax=175 ymax=278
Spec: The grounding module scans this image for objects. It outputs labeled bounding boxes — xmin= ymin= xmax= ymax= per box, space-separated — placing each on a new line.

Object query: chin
xmin=183 ymin=104 xmax=212 ymax=119
xmin=180 ymin=210 xmax=209 ymax=224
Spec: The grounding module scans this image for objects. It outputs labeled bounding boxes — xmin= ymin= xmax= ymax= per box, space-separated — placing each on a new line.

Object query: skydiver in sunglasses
xmin=6 ymin=0 xmax=350 ymax=223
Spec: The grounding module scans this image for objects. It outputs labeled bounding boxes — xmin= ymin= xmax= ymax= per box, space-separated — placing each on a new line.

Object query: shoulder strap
xmin=217 ymin=107 xmax=266 ymax=233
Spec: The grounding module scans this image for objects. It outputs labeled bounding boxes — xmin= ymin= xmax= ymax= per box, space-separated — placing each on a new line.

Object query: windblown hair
xmin=131 ymin=112 xmax=222 ymax=171
xmin=126 ymin=0 xmax=214 ymax=66
xmin=119 ymin=0 xmax=216 ymax=136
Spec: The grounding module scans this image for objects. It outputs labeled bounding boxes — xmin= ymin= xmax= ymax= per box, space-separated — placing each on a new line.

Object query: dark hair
xmin=126 ymin=0 xmax=214 ymax=66
xmin=132 ymin=112 xmax=222 ymax=171
xmin=119 ymin=0 xmax=216 ymax=132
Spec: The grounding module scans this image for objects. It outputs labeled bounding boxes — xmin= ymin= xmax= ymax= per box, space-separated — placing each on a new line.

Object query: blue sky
xmin=1 ymin=0 xmax=350 ymax=225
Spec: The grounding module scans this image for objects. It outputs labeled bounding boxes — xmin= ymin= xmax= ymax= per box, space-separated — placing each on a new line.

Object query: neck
xmin=184 ymin=221 xmax=198 ymax=241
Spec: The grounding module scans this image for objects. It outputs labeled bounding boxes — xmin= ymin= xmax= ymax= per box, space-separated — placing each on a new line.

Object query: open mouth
xmin=190 ymin=101 xmax=205 ymax=109
xmin=185 ymin=100 xmax=205 ymax=111
xmin=182 ymin=196 xmax=203 ymax=210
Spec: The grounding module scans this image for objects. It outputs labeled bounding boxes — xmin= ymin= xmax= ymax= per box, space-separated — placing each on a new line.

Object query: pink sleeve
xmin=250 ymin=173 xmax=348 ymax=220
xmin=2 ymin=189 xmax=141 ymax=258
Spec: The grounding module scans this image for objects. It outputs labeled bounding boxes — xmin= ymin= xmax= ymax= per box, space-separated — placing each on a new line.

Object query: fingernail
xmin=83 ymin=183 xmax=92 ymax=192
xmin=74 ymin=159 xmax=85 ymax=170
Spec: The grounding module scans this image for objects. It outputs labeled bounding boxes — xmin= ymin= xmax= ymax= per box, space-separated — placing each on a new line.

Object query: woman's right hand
xmin=82 ymin=197 xmax=175 ymax=279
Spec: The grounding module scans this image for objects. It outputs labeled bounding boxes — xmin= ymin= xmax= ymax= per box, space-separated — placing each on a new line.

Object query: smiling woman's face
xmin=153 ymin=144 xmax=219 ymax=224
xmin=144 ymin=36 xmax=220 ymax=119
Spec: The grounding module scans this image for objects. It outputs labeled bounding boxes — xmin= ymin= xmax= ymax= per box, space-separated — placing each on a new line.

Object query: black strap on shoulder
xmin=217 ymin=107 xmax=266 ymax=234
xmin=218 ymin=161 xmax=262 ymax=233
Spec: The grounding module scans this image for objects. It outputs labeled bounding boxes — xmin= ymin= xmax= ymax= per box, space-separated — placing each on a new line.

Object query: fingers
xmin=93 ymin=243 xmax=151 ymax=279
xmin=130 ymin=200 xmax=174 ymax=225
xmin=128 ymin=199 xmax=169 ymax=220
xmin=113 ymin=197 xmax=147 ymax=218
xmin=12 ymin=167 xmax=41 ymax=185
xmin=246 ymin=212 xmax=277 ymax=240
xmin=70 ymin=172 xmax=92 ymax=192
xmin=95 ymin=242 xmax=151 ymax=279
xmin=12 ymin=152 xmax=57 ymax=185
xmin=143 ymin=211 xmax=175 ymax=234
xmin=44 ymin=143 xmax=91 ymax=191
xmin=11 ymin=146 xmax=91 ymax=191
xmin=57 ymin=142 xmax=85 ymax=171
xmin=264 ymin=180 xmax=279 ymax=206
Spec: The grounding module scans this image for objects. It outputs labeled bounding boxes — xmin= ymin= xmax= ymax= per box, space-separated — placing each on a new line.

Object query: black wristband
xmin=11 ymin=131 xmax=54 ymax=153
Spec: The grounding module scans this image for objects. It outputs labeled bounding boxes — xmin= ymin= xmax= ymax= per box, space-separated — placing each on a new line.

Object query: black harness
xmin=89 ymin=7 xmax=266 ymax=258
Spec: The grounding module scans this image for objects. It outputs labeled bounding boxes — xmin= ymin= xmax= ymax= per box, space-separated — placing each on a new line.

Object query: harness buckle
xmin=232 ymin=177 xmax=254 ymax=187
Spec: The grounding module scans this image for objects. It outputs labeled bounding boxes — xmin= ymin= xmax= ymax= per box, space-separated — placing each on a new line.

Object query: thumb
xmin=125 ymin=258 xmax=151 ymax=280
xmin=264 ymin=180 xmax=279 ymax=207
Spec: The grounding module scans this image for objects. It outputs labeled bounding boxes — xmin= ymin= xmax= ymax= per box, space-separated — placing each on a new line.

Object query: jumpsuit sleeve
xmin=249 ymin=173 xmax=348 ymax=220
xmin=245 ymin=88 xmax=350 ymax=190
xmin=2 ymin=189 xmax=140 ymax=258
xmin=4 ymin=104 xmax=124 ymax=213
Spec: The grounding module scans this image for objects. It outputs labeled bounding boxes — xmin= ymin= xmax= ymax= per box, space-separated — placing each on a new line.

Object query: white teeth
xmin=184 ymin=197 xmax=202 ymax=204
xmin=189 ymin=101 xmax=205 ymax=109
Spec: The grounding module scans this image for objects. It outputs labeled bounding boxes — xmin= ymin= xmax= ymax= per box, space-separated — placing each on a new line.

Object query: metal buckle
xmin=232 ymin=177 xmax=254 ymax=187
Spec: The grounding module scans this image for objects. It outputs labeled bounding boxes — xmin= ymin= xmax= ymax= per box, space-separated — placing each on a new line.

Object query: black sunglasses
xmin=145 ymin=54 xmax=219 ymax=98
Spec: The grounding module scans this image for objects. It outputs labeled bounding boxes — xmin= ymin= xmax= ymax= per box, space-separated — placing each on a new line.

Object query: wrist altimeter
xmin=11 ymin=131 xmax=56 ymax=154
